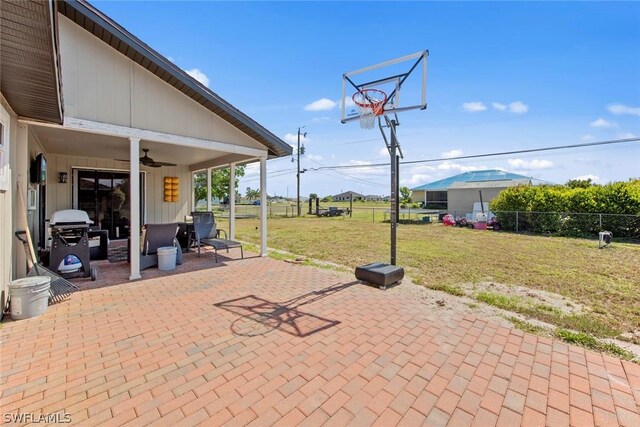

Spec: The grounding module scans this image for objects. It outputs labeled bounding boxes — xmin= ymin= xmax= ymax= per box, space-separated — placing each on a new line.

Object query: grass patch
xmin=507 ymin=317 xmax=547 ymax=335
xmin=555 ymin=329 xmax=636 ymax=361
xmin=430 ymin=283 xmax=465 ymax=297
xmin=475 ymin=291 xmax=620 ymax=337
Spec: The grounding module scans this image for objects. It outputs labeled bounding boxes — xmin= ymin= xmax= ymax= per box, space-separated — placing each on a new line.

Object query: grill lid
xmin=50 ymin=209 xmax=93 ymax=225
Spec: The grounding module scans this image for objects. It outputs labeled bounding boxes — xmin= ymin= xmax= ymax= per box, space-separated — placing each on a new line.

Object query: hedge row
xmin=489 ymin=180 xmax=640 ymax=238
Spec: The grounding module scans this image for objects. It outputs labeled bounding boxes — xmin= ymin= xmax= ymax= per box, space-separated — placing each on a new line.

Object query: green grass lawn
xmin=219 ymin=214 xmax=640 ymax=340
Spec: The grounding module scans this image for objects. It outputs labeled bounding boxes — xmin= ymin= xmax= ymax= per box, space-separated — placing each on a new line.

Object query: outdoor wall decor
xmin=164 ymin=176 xmax=179 ymax=202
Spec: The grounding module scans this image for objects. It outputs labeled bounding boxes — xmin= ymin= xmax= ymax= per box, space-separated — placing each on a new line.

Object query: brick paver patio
xmin=1 ymin=253 xmax=639 ymax=426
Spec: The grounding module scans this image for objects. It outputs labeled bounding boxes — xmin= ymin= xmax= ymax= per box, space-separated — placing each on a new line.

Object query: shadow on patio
xmin=214 ymin=282 xmax=358 ymax=338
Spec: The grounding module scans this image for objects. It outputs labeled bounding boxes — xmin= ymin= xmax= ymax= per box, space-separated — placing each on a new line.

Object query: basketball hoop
xmin=352 ymin=88 xmax=387 ymax=129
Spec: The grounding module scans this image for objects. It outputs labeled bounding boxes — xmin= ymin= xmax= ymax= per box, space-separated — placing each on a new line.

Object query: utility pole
xmin=296 ymin=126 xmax=307 ymax=216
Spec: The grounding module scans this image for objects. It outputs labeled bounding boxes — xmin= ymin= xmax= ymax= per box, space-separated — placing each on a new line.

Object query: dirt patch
xmin=458 ymin=281 xmax=586 ymax=315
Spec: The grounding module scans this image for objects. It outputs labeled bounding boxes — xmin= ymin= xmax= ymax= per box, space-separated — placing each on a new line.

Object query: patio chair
xmin=190 ymin=211 xmax=243 ymax=262
xmin=140 ymin=223 xmax=183 ymax=270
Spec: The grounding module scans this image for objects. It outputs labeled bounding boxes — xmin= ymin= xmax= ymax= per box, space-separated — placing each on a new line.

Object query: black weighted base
xmin=355 ymin=262 xmax=404 ymax=290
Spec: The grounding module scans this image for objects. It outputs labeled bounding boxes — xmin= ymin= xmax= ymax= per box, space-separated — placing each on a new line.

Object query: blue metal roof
xmin=411 ymin=169 xmax=535 ymax=191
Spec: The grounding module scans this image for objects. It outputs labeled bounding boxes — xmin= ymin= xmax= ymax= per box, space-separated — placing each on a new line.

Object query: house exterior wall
xmin=45 ymin=154 xmax=193 ymax=225
xmin=0 ymin=94 xmax=16 ymax=310
xmin=411 ymin=190 xmax=426 ymax=204
xmin=447 ymin=187 xmax=504 ymax=215
xmin=57 ymin=16 xmax=264 ymax=152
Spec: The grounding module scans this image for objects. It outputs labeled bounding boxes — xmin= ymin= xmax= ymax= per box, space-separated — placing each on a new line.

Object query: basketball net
xmin=353 ymin=89 xmax=387 ymax=129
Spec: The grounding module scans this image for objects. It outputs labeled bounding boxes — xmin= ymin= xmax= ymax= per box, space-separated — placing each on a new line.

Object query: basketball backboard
xmin=341 ymin=50 xmax=428 ymax=124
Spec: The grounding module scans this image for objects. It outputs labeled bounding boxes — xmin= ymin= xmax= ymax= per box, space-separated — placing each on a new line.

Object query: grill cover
xmin=50 ymin=210 xmax=93 ymax=225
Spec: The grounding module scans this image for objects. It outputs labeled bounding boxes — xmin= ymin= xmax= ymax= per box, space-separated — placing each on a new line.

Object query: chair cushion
xmin=143 ymin=223 xmax=179 ymax=255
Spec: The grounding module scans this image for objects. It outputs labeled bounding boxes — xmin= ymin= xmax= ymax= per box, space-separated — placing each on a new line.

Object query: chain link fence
xmin=491 ymin=211 xmax=640 ymax=240
xmin=207 ymin=203 xmax=640 ymax=240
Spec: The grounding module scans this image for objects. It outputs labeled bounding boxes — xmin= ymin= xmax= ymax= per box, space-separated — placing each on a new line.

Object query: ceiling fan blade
xmin=147 ymin=163 xmax=162 ymax=168
xmin=115 ymin=159 xmax=130 ymax=162
xmin=153 ymin=161 xmax=178 ymax=167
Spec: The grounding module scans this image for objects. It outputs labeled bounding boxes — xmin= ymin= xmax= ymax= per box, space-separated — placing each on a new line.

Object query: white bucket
xmin=9 ymin=276 xmax=51 ymax=320
xmin=157 ymin=246 xmax=177 ymax=271
xmin=476 ymin=212 xmax=487 ymax=222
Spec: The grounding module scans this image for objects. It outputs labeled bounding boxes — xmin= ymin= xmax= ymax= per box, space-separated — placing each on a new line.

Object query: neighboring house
xmin=411 ymin=170 xmax=545 ymax=214
xmin=0 ymin=0 xmax=291 ymax=306
xmin=333 ymin=191 xmax=364 ymax=201
xmin=364 ymin=195 xmax=384 ymax=202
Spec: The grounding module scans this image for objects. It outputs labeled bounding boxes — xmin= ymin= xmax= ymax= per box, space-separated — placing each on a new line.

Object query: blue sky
xmin=95 ymin=0 xmax=640 ymax=197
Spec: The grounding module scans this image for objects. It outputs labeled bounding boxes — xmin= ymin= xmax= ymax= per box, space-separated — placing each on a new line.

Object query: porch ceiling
xmin=0 ymin=0 xmax=63 ymax=123
xmin=31 ymin=124 xmax=252 ymax=168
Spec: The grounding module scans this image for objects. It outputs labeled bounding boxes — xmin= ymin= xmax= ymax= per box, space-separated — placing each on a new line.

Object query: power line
xmin=307 ymin=137 xmax=640 ymax=171
xmin=302 ymin=155 xmax=387 ymax=187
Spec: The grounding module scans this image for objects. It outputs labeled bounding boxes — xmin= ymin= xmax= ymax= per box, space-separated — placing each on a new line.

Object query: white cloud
xmin=283 ymin=133 xmax=310 ymax=145
xmin=441 ymin=149 xmax=463 ymax=158
xmin=580 ymin=134 xmax=595 ymax=141
xmin=243 ymin=163 xmax=260 ymax=177
xmin=306 ymin=154 xmax=323 ymax=161
xmin=185 ymin=68 xmax=210 ymax=88
xmin=402 ymin=174 xmax=432 ymax=187
xmin=462 ymin=102 xmax=487 ymax=112
xmin=573 ymin=174 xmax=601 ymax=184
xmin=492 ymin=102 xmax=507 ymax=111
xmin=508 ymin=101 xmax=528 ymax=114
xmin=618 ymin=132 xmax=637 ymax=139
xmin=378 ymin=147 xmax=390 ymax=157
xmin=590 ymin=118 xmax=617 ymax=128
xmin=436 ymin=161 xmax=479 ymax=172
xmin=508 ymin=158 xmax=554 ymax=170
xmin=607 ymin=104 xmax=640 ymax=117
xmin=304 ymin=98 xmax=337 ymax=111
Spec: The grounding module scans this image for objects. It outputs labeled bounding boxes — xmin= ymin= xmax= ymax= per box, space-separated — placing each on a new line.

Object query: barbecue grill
xmin=49 ymin=209 xmax=97 ymax=280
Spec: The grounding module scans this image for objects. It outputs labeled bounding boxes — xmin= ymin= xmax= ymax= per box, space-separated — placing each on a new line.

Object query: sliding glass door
xmin=74 ymin=169 xmax=144 ymax=239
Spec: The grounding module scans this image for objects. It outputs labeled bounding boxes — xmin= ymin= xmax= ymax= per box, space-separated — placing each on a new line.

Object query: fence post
xmin=599 ymin=213 xmax=602 ymax=230
xmin=516 ymin=211 xmax=519 ymax=232
xmin=373 ymin=209 xmax=375 ymax=223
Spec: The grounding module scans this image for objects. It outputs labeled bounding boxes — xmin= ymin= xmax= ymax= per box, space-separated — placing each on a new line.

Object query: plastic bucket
xmin=9 ymin=276 xmax=51 ymax=320
xmin=157 ymin=246 xmax=177 ymax=271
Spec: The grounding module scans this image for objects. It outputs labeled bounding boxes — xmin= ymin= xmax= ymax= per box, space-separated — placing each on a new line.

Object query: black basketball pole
xmin=389 ymin=119 xmax=398 ymax=265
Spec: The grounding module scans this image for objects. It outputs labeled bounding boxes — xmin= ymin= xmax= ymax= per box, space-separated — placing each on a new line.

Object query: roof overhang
xmin=57 ymin=0 xmax=291 ymax=158
xmin=0 ymin=0 xmax=64 ymax=123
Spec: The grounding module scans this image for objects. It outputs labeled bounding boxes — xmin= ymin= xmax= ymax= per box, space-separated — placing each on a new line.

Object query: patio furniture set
xmin=140 ymin=211 xmax=244 ymax=270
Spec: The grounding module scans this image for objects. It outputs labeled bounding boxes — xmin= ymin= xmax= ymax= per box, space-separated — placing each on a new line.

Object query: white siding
xmin=447 ymin=188 xmax=504 ymax=215
xmin=1 ymin=94 xmax=18 ymax=308
xmin=58 ymin=15 xmax=265 ymax=152
xmin=45 ymin=154 xmax=192 ymax=225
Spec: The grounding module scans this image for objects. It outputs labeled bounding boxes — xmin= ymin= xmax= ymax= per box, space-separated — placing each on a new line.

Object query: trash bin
xmin=422 ymin=216 xmax=431 ymax=223
xmin=9 ymin=276 xmax=51 ymax=320
xmin=157 ymin=246 xmax=177 ymax=271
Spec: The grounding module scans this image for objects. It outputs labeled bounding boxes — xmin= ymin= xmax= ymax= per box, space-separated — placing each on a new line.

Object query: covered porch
xmin=21 ymin=117 xmax=269 ymax=281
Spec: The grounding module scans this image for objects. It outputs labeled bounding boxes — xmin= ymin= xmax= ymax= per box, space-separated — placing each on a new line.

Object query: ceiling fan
xmin=116 ymin=149 xmax=177 ymax=168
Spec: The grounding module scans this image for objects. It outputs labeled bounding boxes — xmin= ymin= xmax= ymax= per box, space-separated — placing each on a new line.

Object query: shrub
xmin=490 ymin=180 xmax=640 ymax=238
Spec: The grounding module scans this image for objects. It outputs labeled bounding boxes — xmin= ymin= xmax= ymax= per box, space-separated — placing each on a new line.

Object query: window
xmin=0 ymin=107 xmax=10 ymax=191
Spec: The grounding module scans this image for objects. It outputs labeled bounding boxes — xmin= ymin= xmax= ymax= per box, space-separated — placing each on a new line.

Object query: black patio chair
xmin=190 ymin=211 xmax=243 ymax=262
xmin=140 ymin=223 xmax=183 ymax=270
